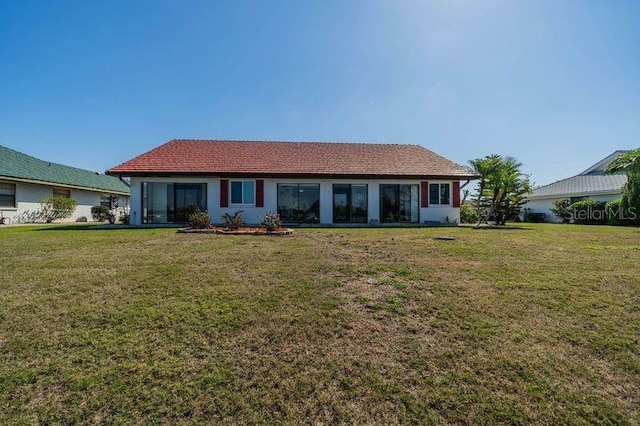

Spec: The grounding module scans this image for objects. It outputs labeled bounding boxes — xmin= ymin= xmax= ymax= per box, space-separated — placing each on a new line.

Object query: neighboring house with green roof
xmin=0 ymin=144 xmax=130 ymax=224
xmin=524 ymin=151 xmax=627 ymax=222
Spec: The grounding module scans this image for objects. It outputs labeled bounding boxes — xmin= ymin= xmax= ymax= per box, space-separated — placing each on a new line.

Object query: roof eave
xmin=526 ymin=188 xmax=623 ymax=200
xmin=0 ymin=175 xmax=130 ymax=195
xmin=106 ymin=170 xmax=479 ymax=180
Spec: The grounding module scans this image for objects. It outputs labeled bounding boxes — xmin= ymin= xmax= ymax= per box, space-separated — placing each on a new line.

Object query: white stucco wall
xmin=128 ymin=176 xmax=461 ymax=226
xmin=0 ymin=181 xmax=130 ymax=224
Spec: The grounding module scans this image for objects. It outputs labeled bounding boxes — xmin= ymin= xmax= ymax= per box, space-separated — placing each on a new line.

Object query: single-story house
xmin=524 ymin=151 xmax=627 ymax=222
xmin=0 ymin=144 xmax=130 ymax=224
xmin=107 ymin=139 xmax=477 ymax=226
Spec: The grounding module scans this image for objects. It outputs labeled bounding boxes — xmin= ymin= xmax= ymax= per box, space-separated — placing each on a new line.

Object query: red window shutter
xmin=255 ymin=179 xmax=264 ymax=208
xmin=420 ymin=181 xmax=429 ymax=208
xmin=220 ymin=179 xmax=229 ymax=208
xmin=452 ymin=181 xmax=461 ymax=207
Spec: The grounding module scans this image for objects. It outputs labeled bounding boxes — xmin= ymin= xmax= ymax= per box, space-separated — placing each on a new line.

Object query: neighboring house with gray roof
xmin=524 ymin=151 xmax=627 ymax=222
xmin=0 ymin=144 xmax=130 ymax=224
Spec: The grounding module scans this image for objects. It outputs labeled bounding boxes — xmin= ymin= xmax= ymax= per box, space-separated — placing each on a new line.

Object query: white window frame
xmin=230 ymin=180 xmax=256 ymax=206
xmin=429 ymin=183 xmax=451 ymax=206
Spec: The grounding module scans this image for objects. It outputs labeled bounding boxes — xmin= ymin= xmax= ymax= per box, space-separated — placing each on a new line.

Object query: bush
xmin=120 ymin=212 xmax=131 ymax=225
xmin=459 ymin=204 xmax=478 ymax=224
xmin=222 ymin=210 xmax=244 ymax=230
xmin=91 ymin=205 xmax=110 ymax=222
xmin=527 ymin=212 xmax=546 ymax=223
xmin=551 ymin=198 xmax=572 ymax=223
xmin=260 ymin=212 xmax=282 ymax=231
xmin=570 ymin=200 xmax=607 ymax=225
xmin=605 ymin=199 xmax=631 ymax=226
xmin=39 ymin=197 xmax=77 ymax=223
xmin=188 ymin=209 xmax=211 ymax=229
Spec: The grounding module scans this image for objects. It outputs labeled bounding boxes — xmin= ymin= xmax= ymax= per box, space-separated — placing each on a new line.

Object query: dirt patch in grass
xmin=178 ymin=226 xmax=293 ymax=235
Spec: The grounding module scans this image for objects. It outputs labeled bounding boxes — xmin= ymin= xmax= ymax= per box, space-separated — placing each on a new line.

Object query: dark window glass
xmin=231 ymin=181 xmax=243 ymax=204
xmin=380 ymin=184 xmax=419 ymax=223
xmin=100 ymin=195 xmax=112 ymax=208
xmin=333 ymin=184 xmax=367 ymax=223
xmin=53 ymin=188 xmax=71 ymax=198
xmin=429 ymin=183 xmax=451 ymax=205
xmin=142 ymin=182 xmax=206 ymax=224
xmin=429 ymin=184 xmax=440 ymax=205
xmin=278 ymin=184 xmax=320 ymax=223
xmin=440 ymin=184 xmax=450 ymax=205
xmin=0 ymin=182 xmax=16 ymax=208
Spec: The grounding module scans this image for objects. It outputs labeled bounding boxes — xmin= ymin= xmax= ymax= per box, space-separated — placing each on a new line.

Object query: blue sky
xmin=1 ymin=0 xmax=639 ymax=186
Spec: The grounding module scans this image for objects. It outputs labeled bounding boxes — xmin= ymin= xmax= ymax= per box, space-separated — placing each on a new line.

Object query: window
xmin=277 ymin=184 xmax=320 ymax=223
xmin=230 ymin=181 xmax=255 ymax=205
xmin=429 ymin=183 xmax=450 ymax=205
xmin=53 ymin=188 xmax=71 ymax=198
xmin=100 ymin=195 xmax=112 ymax=208
xmin=0 ymin=182 xmax=16 ymax=208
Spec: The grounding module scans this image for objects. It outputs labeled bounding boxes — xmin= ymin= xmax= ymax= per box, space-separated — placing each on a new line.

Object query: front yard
xmin=0 ymin=224 xmax=638 ymax=423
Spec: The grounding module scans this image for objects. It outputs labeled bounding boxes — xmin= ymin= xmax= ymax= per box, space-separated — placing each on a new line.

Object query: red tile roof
xmin=107 ymin=139 xmax=476 ymax=179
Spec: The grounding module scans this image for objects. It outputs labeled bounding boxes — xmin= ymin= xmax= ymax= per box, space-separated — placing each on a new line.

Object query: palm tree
xmin=606 ymin=149 xmax=640 ymax=225
xmin=469 ymin=155 xmax=531 ymax=226
xmin=468 ymin=155 xmax=501 ymax=226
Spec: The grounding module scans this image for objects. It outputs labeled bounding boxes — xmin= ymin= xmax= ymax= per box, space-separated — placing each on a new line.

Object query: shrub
xmin=605 ymin=199 xmax=631 ymax=226
xmin=527 ymin=212 xmax=546 ymax=223
xmin=188 ymin=209 xmax=211 ymax=229
xmin=120 ymin=212 xmax=131 ymax=225
xmin=459 ymin=204 xmax=478 ymax=224
xmin=106 ymin=210 xmax=119 ymax=225
xmin=551 ymin=198 xmax=572 ymax=223
xmin=570 ymin=200 xmax=607 ymax=225
xmin=222 ymin=210 xmax=244 ymax=230
xmin=91 ymin=205 xmax=110 ymax=222
xmin=39 ymin=197 xmax=77 ymax=223
xmin=76 ymin=216 xmax=88 ymax=222
xmin=260 ymin=212 xmax=282 ymax=231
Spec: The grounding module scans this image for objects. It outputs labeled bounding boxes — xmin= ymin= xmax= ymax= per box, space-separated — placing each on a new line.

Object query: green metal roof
xmin=0 ymin=144 xmax=130 ymax=194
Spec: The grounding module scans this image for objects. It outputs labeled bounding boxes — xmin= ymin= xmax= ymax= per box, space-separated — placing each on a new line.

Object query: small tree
xmin=105 ymin=194 xmax=122 ymax=225
xmin=551 ymin=198 xmax=572 ymax=223
xmin=39 ymin=197 xmax=77 ymax=223
xmin=468 ymin=155 xmax=501 ymax=226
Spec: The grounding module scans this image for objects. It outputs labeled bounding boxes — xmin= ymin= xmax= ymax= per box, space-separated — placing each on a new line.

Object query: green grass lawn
xmin=1 ymin=224 xmax=638 ymax=424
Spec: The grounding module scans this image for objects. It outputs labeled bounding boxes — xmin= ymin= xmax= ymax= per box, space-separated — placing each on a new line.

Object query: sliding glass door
xmin=174 ymin=184 xmax=207 ymax=222
xmin=380 ymin=184 xmax=419 ymax=223
xmin=277 ymin=184 xmax=320 ymax=223
xmin=142 ymin=182 xmax=207 ymax=224
xmin=333 ymin=184 xmax=368 ymax=223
